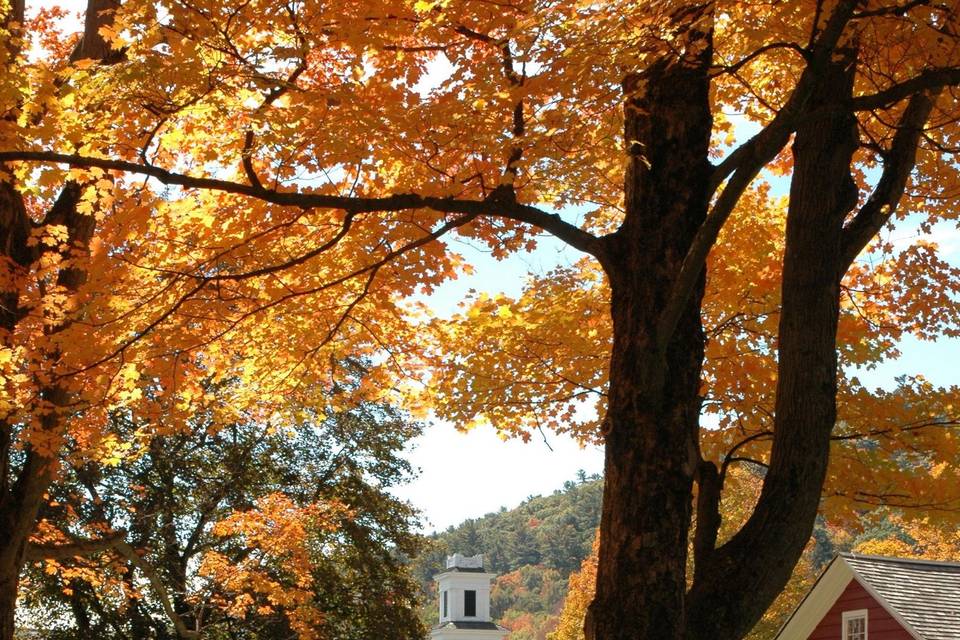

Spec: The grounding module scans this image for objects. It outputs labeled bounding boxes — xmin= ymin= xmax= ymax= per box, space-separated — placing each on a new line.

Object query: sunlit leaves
xmin=425 ymin=257 xmax=608 ymax=440
xmin=199 ymin=494 xmax=345 ymax=639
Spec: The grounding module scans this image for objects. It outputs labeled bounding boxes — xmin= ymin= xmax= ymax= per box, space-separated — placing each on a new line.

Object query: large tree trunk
xmin=0 ymin=577 xmax=16 ymax=640
xmin=684 ymin=49 xmax=860 ymax=640
xmin=585 ymin=6 xmax=713 ymax=639
xmin=586 ymin=7 xmax=870 ymax=639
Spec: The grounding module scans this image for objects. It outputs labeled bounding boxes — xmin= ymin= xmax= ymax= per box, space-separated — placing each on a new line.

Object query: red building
xmin=774 ymin=554 xmax=960 ymax=640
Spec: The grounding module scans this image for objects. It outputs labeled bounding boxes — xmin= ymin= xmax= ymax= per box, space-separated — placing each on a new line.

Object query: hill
xmin=410 ymin=472 xmax=603 ymax=639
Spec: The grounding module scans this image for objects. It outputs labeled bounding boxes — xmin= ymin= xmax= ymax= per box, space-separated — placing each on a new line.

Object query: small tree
xmin=23 ymin=374 xmax=426 ymax=639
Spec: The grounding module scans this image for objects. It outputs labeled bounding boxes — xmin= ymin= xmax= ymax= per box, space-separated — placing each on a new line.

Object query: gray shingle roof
xmin=842 ymin=553 xmax=960 ymax=640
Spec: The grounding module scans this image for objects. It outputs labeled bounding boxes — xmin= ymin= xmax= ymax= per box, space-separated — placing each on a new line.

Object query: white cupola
xmin=430 ymin=554 xmax=507 ymax=640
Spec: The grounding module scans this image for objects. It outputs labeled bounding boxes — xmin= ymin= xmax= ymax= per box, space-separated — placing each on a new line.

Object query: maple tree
xmin=550 ymin=499 xmax=960 ymax=640
xmin=2 ymin=0 xmax=960 ymax=639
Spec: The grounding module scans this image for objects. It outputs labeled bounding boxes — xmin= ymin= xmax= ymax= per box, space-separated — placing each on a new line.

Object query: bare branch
xmin=241 ymin=59 xmax=308 ymax=191
xmin=113 ymin=540 xmax=200 ymax=639
xmin=709 ymin=41 xmax=808 ymax=78
xmin=68 ymin=210 xmax=480 ymax=377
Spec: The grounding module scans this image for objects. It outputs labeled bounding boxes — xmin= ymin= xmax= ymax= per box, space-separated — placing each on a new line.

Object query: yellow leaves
xmin=929 ymin=461 xmax=949 ymax=479
xmin=413 ymin=0 xmax=437 ymax=12
xmin=422 ymin=259 xmax=609 ymax=440
xmin=1 ymin=4 xmax=957 ymax=609
xmin=98 ymin=434 xmax=133 ymax=467
xmin=200 ymin=493 xmax=348 ymax=639
xmin=853 ymin=514 xmax=960 ymax=563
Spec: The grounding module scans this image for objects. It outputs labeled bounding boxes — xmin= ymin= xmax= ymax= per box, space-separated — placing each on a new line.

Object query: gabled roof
xmin=842 ymin=554 xmax=960 ymax=640
xmin=774 ymin=553 xmax=960 ymax=640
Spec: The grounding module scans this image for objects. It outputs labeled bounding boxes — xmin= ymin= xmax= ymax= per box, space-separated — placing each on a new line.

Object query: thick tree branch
xmin=72 ymin=0 xmax=119 ymax=63
xmin=0 ymin=151 xmax=601 ymax=255
xmin=668 ymin=22 xmax=954 ymax=352
xmin=852 ymin=67 xmax=960 ymax=111
xmin=692 ymin=460 xmax=721 ymax=584
xmin=686 ymin=42 xmax=861 ymax=640
xmin=112 ymin=540 xmax=200 ymax=639
xmin=709 ymin=0 xmax=857 ymax=191
xmin=839 ymin=89 xmax=940 ymax=269
xmin=25 ymin=532 xmax=125 ymax=561
xmin=0 ymin=1 xmax=119 ymax=599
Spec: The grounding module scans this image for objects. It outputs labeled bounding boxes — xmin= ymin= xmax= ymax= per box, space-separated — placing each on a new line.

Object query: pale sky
xmin=389 ymin=234 xmax=606 ymax=533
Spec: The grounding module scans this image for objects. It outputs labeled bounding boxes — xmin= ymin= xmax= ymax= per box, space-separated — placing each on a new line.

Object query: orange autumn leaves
xmin=5 ymin=0 xmax=958 ymax=467
xmin=548 ymin=536 xmax=598 ymax=640
xmin=199 ymin=494 xmax=350 ymax=640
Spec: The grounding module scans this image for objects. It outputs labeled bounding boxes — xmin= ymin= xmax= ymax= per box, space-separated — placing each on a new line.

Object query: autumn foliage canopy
xmin=2 ymin=0 xmax=960 ymax=638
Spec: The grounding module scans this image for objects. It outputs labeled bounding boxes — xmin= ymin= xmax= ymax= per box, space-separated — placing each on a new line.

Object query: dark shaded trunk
xmin=0 ymin=454 xmax=54 ymax=640
xmin=0 ymin=575 xmax=17 ymax=640
xmin=685 ymin=51 xmax=860 ymax=640
xmin=585 ymin=7 xmax=713 ymax=639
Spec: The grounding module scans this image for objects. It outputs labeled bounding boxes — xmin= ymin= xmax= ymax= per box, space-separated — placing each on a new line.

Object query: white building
xmin=431 ymin=553 xmax=508 ymax=640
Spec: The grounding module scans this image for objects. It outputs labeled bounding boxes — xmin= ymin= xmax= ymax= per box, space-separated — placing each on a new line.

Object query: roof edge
xmin=433 ymin=570 xmax=498 ymax=581
xmin=840 ymin=551 xmax=960 ymax=570
xmin=773 ymin=556 xmax=852 ymax=640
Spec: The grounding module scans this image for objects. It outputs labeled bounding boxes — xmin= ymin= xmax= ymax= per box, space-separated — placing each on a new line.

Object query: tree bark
xmin=584 ymin=6 xmax=713 ymax=639
xmin=685 ymin=50 xmax=860 ymax=640
xmin=0 ymin=578 xmax=16 ymax=640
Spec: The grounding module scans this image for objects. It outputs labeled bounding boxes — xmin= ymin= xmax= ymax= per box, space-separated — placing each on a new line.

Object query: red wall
xmin=807 ymin=578 xmax=912 ymax=640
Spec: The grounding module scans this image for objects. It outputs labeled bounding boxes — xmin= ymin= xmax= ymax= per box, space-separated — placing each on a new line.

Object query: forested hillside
xmin=412 ymin=471 xmax=960 ymax=640
xmin=411 ymin=473 xmax=602 ymax=639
